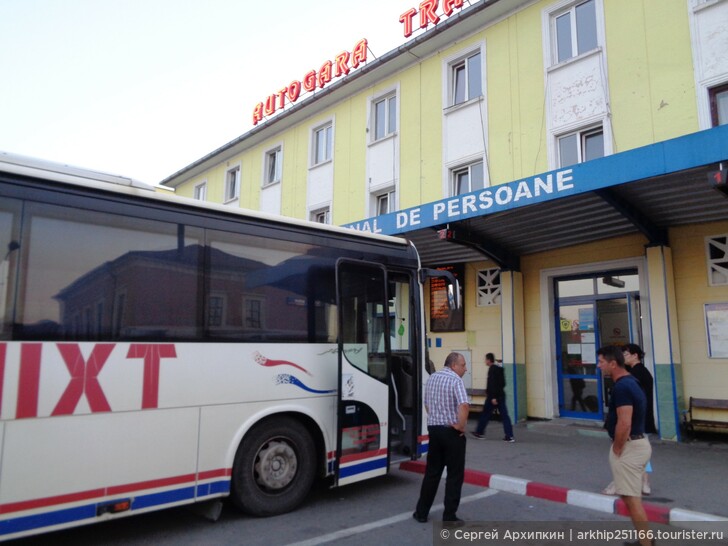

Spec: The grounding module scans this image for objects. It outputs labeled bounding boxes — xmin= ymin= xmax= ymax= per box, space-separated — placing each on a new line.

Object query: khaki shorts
xmin=608 ymin=438 xmax=652 ymax=497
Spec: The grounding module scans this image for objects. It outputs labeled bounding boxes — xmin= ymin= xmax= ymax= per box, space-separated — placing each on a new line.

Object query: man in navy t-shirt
xmin=597 ymin=345 xmax=653 ymax=546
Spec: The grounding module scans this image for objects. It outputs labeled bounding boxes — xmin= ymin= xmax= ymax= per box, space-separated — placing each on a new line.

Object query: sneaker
xmin=503 ymin=436 xmax=515 ymax=443
xmin=471 ymin=431 xmax=485 ymax=439
xmin=642 ymin=473 xmax=651 ymax=496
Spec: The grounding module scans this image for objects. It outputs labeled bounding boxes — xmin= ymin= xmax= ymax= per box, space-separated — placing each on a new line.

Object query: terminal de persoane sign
xmin=345 ymin=168 xmax=578 ymax=236
xmin=251 ymin=0 xmax=466 ymax=126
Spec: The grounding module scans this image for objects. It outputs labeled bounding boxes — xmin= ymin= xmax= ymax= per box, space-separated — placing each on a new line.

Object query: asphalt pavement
xmin=401 ymin=416 xmax=728 ymax=527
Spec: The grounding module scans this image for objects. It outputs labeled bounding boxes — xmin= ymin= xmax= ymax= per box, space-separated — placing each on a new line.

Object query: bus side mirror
xmin=447 ymin=278 xmax=461 ymax=310
xmin=420 ymin=268 xmax=461 ymax=310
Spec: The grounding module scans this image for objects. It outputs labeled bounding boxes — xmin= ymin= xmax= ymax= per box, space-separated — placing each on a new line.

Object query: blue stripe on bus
xmin=0 ymin=504 xmax=96 ymax=536
xmin=196 ymin=480 xmax=230 ymax=497
xmin=339 ymin=456 xmax=387 ymax=478
xmin=131 ymin=486 xmax=196 ymax=510
xmin=0 ymin=480 xmax=229 ymax=537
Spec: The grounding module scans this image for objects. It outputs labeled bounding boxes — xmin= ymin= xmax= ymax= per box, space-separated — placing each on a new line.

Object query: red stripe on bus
xmin=340 ymin=448 xmax=387 ymax=464
xmin=0 ymin=488 xmax=107 ymax=515
xmin=106 ymin=473 xmax=196 ymax=496
xmin=0 ymin=469 xmax=230 ymax=515
xmin=198 ymin=468 xmax=232 ymax=480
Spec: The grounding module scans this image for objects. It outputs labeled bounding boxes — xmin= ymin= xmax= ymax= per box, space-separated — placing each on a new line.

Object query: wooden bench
xmin=685 ymin=397 xmax=728 ymax=434
xmin=466 ymin=388 xmax=486 ymax=412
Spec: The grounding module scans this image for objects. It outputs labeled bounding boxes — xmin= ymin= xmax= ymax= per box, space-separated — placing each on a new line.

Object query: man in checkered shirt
xmin=413 ymin=352 xmax=470 ymax=524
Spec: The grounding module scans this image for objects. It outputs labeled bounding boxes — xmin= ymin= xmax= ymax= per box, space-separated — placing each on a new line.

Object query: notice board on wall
xmin=705 ymin=302 xmax=728 ymax=358
xmin=430 ymin=264 xmax=464 ymax=332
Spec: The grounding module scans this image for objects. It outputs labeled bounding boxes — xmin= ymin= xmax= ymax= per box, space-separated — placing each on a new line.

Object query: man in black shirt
xmin=472 ymin=353 xmax=514 ymax=442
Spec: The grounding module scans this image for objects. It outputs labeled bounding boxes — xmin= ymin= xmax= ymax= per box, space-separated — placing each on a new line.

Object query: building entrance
xmin=555 ymin=272 xmax=641 ymax=420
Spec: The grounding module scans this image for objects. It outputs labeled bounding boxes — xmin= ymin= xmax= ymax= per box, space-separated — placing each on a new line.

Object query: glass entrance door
xmin=555 ymin=272 xmax=641 ymax=420
xmin=558 ymin=303 xmax=601 ymax=418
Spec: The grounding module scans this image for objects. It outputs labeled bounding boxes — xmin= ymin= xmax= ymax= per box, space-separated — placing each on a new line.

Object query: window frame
xmin=244 ymin=296 xmax=265 ymax=329
xmin=311 ymin=207 xmax=331 ymax=225
xmin=448 ymin=50 xmax=483 ymax=107
xmin=372 ymin=93 xmax=397 ymax=142
xmin=450 ymin=160 xmax=485 ymax=196
xmin=206 ymin=293 xmax=227 ymax=328
xmin=709 ymin=82 xmax=728 ymax=127
xmin=550 ymin=0 xmax=599 ymax=65
xmin=556 ymin=125 xmax=604 ymax=168
xmin=193 ymin=182 xmax=207 ymax=201
xmin=264 ymin=147 xmax=283 ymax=187
xmin=224 ymin=165 xmax=240 ymax=203
xmin=375 ymin=190 xmax=396 ymax=215
xmin=312 ymin=122 xmax=333 ymax=166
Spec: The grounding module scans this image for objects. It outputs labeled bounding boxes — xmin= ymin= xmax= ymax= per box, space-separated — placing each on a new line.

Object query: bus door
xmin=336 ymin=261 xmax=391 ymax=486
xmin=387 ymin=272 xmax=419 ymax=464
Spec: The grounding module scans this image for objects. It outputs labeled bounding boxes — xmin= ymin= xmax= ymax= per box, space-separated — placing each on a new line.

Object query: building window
xmin=311 ymin=208 xmax=330 ymax=224
xmin=553 ymin=0 xmax=598 ymax=64
xmin=373 ymin=94 xmax=397 ymax=141
xmin=245 ymin=298 xmax=264 ymax=329
xmin=557 ymin=126 xmax=604 ymax=167
xmin=313 ymin=123 xmax=333 ymax=165
xmin=265 ymin=147 xmax=282 ymax=186
xmin=194 ymin=182 xmax=207 ymax=201
xmin=225 ymin=167 xmax=240 ymax=202
xmin=207 ymin=295 xmax=225 ymax=327
xmin=451 ymin=161 xmax=485 ymax=196
xmin=709 ymin=83 xmax=728 ymax=127
xmin=476 ymin=268 xmax=501 ymax=306
xmin=451 ymin=51 xmax=482 ymax=106
xmin=376 ymin=190 xmax=396 ymax=215
xmin=113 ymin=292 xmax=126 ymax=337
xmin=706 ymin=234 xmax=728 ymax=286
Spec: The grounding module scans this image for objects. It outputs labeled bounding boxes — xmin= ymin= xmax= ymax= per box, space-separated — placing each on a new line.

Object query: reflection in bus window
xmin=0 ymin=199 xmax=21 ymax=339
xmin=16 ymin=203 xmax=204 ymax=341
xmin=206 ymin=230 xmax=337 ymax=343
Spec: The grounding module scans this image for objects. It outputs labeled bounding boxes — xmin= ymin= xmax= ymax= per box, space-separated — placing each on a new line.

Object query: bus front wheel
xmin=231 ymin=416 xmax=316 ymax=516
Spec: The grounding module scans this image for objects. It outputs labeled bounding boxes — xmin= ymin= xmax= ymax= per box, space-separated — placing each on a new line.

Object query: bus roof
xmin=0 ymin=150 xmax=410 ymax=247
xmin=0 ymin=150 xmax=156 ymax=191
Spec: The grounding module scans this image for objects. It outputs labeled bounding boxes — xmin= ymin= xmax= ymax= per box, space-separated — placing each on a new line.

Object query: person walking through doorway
xmin=472 ymin=353 xmax=514 ymax=442
xmin=413 ymin=352 xmax=469 ymax=524
xmin=598 ymin=345 xmax=653 ymax=546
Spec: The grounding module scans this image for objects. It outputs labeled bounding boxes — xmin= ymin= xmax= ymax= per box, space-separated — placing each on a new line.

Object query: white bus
xmin=0 ymin=153 xmax=458 ymax=539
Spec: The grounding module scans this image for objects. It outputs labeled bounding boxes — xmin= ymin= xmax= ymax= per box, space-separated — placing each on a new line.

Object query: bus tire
xmin=231 ymin=416 xmax=316 ymax=516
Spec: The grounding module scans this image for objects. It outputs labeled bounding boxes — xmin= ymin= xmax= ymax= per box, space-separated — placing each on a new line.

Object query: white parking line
xmin=283 ymin=489 xmax=498 ymax=546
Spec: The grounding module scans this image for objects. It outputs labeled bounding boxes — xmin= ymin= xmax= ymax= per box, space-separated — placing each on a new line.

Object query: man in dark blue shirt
xmin=597 ymin=345 xmax=653 ymax=546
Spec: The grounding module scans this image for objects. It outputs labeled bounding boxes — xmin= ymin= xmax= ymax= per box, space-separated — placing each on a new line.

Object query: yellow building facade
xmin=163 ymin=0 xmax=728 ymax=440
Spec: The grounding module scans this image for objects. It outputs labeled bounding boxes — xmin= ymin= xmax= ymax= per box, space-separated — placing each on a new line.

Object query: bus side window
xmin=0 ymin=198 xmax=22 ymax=340
xmin=206 ymin=230 xmax=337 ymax=343
xmin=15 ymin=203 xmax=204 ymax=341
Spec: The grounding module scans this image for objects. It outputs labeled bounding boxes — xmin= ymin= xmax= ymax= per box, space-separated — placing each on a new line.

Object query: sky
xmin=0 ymin=0 xmax=427 ymax=185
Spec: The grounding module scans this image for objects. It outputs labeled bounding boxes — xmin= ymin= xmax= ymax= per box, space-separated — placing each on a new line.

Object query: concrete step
xmin=526 ymin=418 xmax=609 ymax=438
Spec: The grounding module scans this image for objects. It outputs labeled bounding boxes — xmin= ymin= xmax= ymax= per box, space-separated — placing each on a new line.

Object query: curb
xmin=399 ymin=460 xmax=726 ymax=527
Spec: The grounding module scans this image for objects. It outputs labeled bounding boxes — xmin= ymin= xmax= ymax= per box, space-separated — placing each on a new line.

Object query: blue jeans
xmin=476 ymin=396 xmax=513 ymax=438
